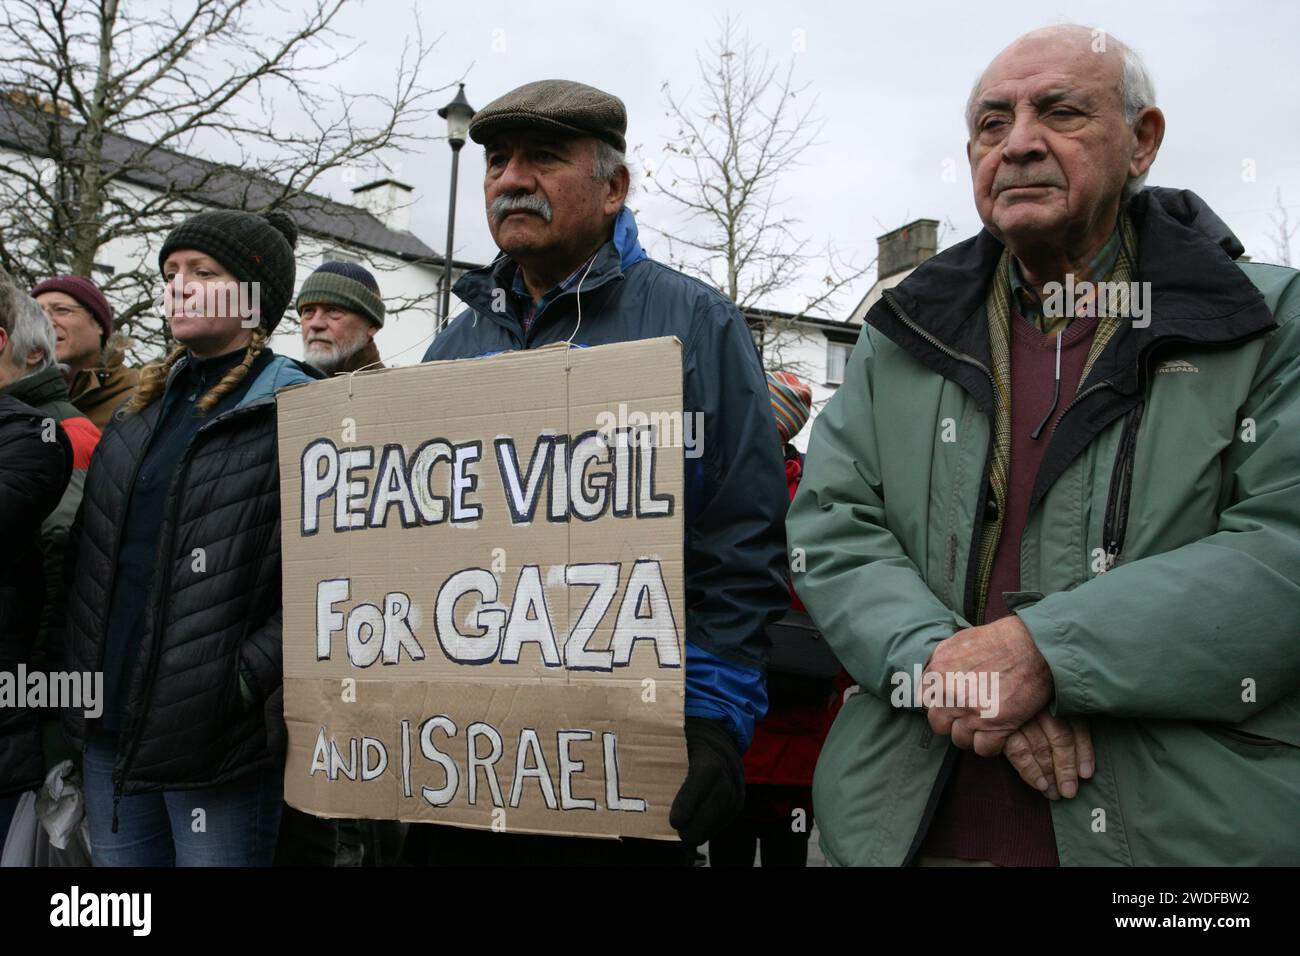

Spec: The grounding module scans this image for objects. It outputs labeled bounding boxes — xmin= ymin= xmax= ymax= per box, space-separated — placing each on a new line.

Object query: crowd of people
xmin=1 ymin=23 xmax=1297 ymax=867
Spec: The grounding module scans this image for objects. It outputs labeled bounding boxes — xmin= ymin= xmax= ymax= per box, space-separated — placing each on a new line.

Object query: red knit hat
xmin=31 ymin=275 xmax=113 ymax=344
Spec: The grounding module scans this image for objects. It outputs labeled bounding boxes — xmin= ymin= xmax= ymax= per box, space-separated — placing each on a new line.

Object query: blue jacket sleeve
xmin=685 ymin=640 xmax=770 ymax=750
xmin=680 ymin=298 xmax=791 ymax=751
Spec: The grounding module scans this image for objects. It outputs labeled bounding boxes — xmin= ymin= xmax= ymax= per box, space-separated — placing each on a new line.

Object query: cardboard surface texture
xmin=276 ymin=337 xmax=688 ymax=840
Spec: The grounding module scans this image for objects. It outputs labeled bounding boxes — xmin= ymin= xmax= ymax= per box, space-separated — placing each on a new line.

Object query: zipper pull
xmin=1031 ymin=330 xmax=1064 ymax=440
xmin=111 ymin=795 xmax=121 ymax=834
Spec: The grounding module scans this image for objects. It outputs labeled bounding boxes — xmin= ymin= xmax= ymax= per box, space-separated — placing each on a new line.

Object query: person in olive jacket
xmin=62 ymin=209 xmax=318 ymax=866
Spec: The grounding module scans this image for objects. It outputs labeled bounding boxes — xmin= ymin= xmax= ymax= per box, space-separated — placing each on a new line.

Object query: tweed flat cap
xmin=469 ymin=79 xmax=627 ymax=153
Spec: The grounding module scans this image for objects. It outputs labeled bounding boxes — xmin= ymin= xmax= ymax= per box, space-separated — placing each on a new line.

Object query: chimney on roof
xmin=876 ymin=219 xmax=939 ymax=280
xmin=351 ymin=178 xmax=414 ymax=233
xmin=3 ymin=87 xmax=72 ymax=118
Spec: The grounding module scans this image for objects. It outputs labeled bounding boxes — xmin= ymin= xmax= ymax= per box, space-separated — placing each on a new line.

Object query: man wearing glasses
xmin=32 ymin=276 xmax=139 ymax=429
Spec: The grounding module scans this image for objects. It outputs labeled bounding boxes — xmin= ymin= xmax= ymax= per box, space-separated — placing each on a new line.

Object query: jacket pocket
xmin=1002 ymin=590 xmax=1045 ymax=614
xmin=228 ymin=649 xmax=253 ymax=721
xmin=1202 ymin=722 xmax=1296 ymax=750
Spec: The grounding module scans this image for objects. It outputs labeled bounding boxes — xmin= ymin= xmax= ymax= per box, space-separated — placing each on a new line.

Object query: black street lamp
xmin=437 ymin=84 xmax=475 ymax=331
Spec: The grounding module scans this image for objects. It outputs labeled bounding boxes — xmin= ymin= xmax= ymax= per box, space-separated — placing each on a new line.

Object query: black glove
xmin=669 ymin=716 xmax=746 ymax=847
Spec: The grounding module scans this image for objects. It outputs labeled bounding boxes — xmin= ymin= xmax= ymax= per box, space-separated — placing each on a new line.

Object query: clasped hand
xmin=924 ymin=616 xmax=1093 ymax=799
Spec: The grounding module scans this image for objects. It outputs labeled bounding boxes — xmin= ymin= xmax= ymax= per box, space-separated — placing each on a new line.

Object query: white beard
xmin=304 ymin=331 xmax=369 ymax=375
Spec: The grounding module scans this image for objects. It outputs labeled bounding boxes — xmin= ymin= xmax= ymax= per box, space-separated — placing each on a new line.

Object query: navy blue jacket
xmin=423 ymin=209 xmax=790 ymax=748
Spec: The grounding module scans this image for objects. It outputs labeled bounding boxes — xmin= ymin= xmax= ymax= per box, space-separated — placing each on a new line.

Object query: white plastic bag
xmin=0 ymin=790 xmax=38 ymax=867
xmin=0 ymin=762 xmax=92 ymax=867
xmin=35 ymin=760 xmax=91 ymax=866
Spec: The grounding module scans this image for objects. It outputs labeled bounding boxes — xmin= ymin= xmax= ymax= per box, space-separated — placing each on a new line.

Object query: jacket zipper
xmin=883 ymin=292 xmax=998 ymax=394
xmin=1084 ymin=327 xmax=1269 ymax=570
xmin=111 ymin=396 xmax=275 ymax=828
xmin=94 ymin=410 xmax=161 ymax=833
xmin=1055 ymin=325 xmax=1269 ymax=439
xmin=884 ymin=288 xmax=1000 ymax=627
xmin=1049 ymin=380 xmax=1114 ymax=436
xmin=1099 ymin=403 xmax=1145 ymax=569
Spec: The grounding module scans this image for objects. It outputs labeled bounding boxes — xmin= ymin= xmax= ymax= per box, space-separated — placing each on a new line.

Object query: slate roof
xmin=0 ymin=99 xmax=479 ymax=268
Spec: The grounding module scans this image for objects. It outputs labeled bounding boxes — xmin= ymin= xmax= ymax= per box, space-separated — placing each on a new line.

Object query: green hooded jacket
xmin=787 ymin=188 xmax=1300 ymax=866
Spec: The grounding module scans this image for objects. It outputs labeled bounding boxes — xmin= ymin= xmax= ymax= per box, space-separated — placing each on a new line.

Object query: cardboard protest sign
xmin=276 ymin=337 xmax=688 ymax=840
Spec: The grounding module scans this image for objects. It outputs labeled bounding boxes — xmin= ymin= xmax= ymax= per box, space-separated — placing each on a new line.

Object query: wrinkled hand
xmin=1004 ymin=710 xmax=1095 ymax=799
xmin=669 ymin=717 xmax=745 ymax=847
xmin=925 ymin=614 xmax=1054 ymax=756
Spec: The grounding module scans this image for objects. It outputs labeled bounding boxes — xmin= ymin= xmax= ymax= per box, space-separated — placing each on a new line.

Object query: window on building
xmin=826 ymin=340 xmax=852 ymax=385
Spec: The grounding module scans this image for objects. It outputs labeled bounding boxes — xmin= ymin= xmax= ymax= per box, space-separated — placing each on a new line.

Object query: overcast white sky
xmin=254 ymin=0 xmax=1299 ymax=350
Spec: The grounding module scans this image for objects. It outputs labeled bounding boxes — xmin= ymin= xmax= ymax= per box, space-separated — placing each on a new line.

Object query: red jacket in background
xmin=742 ymin=449 xmax=846 ymax=790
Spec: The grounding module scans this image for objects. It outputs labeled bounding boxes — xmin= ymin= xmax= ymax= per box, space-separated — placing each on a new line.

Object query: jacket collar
xmin=239 ymin=353 xmax=320 ymax=406
xmin=160 ymin=348 xmax=320 ymax=416
xmin=1 ymin=365 xmax=70 ymax=407
xmin=333 ymin=337 xmax=383 ymax=376
xmin=873 ymin=187 xmax=1276 ymax=399
xmin=68 ymin=363 xmax=114 ymax=400
xmin=1098 ymin=187 xmax=1276 ymax=394
xmin=453 ymin=206 xmax=647 ymax=330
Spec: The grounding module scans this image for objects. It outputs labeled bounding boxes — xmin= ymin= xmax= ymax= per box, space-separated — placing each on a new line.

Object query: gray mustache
xmin=491 ymin=193 xmax=553 ymax=224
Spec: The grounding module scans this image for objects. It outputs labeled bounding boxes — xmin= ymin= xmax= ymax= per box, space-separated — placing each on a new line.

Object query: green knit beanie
xmin=295 ymin=260 xmax=386 ymax=328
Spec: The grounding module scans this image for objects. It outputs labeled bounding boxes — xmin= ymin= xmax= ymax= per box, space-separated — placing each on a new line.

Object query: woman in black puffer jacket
xmin=62 ymin=210 xmax=318 ymax=866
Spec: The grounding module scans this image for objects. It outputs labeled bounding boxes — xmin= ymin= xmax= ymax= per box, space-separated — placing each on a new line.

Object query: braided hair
xmin=124 ymin=344 xmax=186 ymax=415
xmin=194 ymin=328 xmax=268 ymax=413
xmin=124 ymin=329 xmax=269 ymax=416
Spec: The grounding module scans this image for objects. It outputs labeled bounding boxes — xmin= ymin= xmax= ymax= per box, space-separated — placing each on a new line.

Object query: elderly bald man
xmin=789 ymin=25 xmax=1300 ymax=866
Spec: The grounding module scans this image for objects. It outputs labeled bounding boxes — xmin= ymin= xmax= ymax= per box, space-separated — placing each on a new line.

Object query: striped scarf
xmin=972 ymin=211 xmax=1138 ymax=623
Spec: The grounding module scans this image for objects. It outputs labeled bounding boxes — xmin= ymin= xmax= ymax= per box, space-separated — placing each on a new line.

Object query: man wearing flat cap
xmin=410 ymin=79 xmax=790 ymax=864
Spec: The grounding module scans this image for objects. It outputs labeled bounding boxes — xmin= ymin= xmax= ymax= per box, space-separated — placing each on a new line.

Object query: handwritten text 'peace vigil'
xmin=299 ymin=427 xmax=676 ymax=534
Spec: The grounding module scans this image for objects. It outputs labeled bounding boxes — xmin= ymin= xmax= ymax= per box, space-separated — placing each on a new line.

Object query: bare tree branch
xmin=0 ymin=0 xmax=447 ymax=360
xmin=1270 ymin=188 xmax=1298 ymax=267
xmin=639 ymin=14 xmax=872 ymax=373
